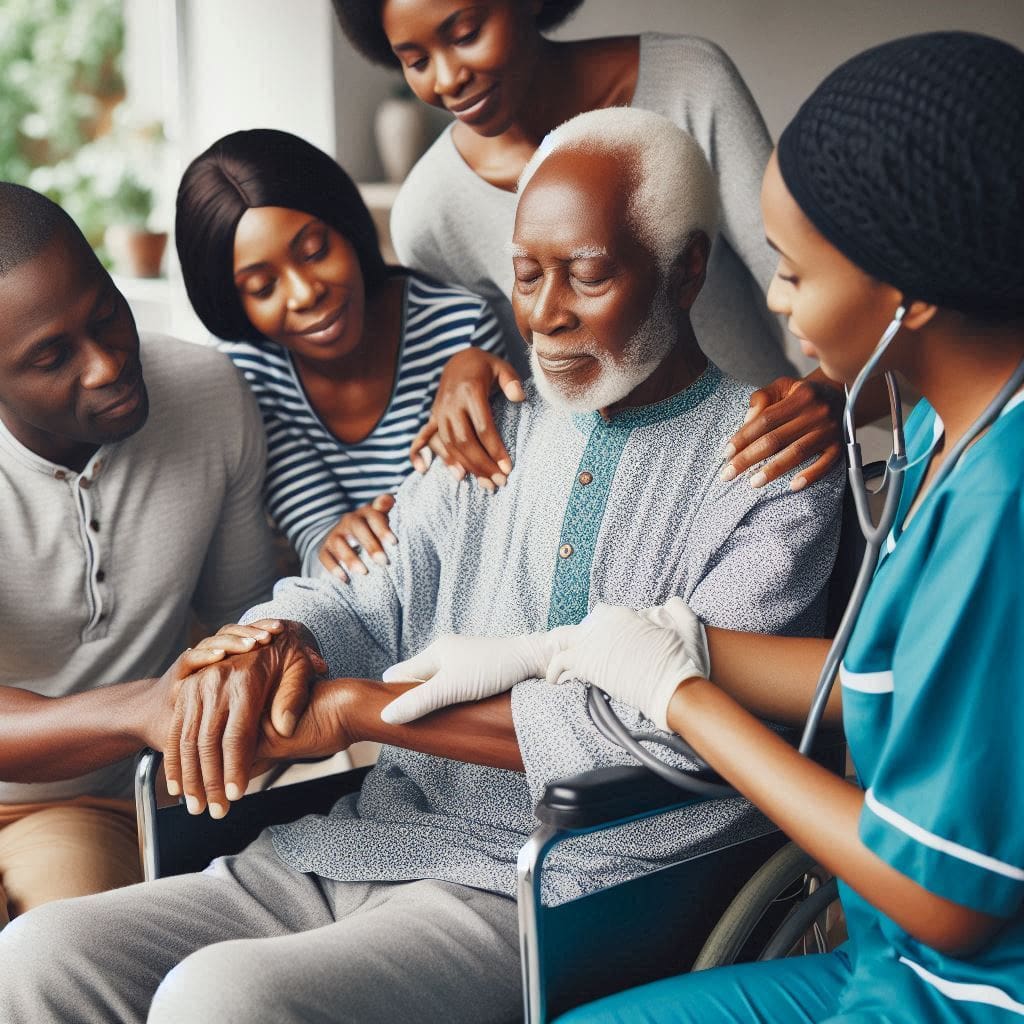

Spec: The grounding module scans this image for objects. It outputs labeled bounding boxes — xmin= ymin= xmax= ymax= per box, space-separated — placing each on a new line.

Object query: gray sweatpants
xmin=0 ymin=832 xmax=522 ymax=1024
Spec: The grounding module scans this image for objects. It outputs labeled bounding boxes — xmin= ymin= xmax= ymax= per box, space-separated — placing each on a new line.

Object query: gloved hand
xmin=545 ymin=599 xmax=709 ymax=731
xmin=380 ymin=628 xmax=573 ymax=724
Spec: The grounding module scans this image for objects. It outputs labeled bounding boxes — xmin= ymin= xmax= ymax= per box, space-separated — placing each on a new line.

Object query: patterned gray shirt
xmin=245 ymin=364 xmax=842 ymax=906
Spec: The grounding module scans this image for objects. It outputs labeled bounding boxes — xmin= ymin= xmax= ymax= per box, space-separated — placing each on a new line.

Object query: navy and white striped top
xmin=221 ymin=273 xmax=505 ymax=574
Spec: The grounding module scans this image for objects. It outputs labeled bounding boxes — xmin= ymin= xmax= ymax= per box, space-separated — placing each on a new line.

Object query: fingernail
xmin=448 ymin=465 xmax=465 ymax=482
xmin=491 ymin=473 xmax=507 ymax=487
xmin=372 ymin=552 xmax=389 ymax=566
xmin=269 ymin=620 xmax=282 ymax=629
xmin=477 ymin=478 xmax=496 ymax=493
xmin=385 ymin=534 xmax=399 ymax=547
xmin=334 ymin=572 xmax=350 ymax=585
xmin=750 ymin=471 xmax=767 ymax=488
xmin=790 ymin=475 xmax=807 ymax=492
xmin=354 ymin=562 xmax=369 ymax=575
xmin=166 ymin=779 xmax=180 ymax=796
xmin=185 ymin=795 xmax=201 ymax=815
xmin=241 ymin=636 xmax=256 ymax=647
xmin=209 ymin=802 xmax=226 ymax=820
xmin=280 ymin=711 xmax=297 ymax=737
xmin=498 ymin=458 xmax=512 ymax=475
xmin=724 ymin=443 xmax=736 ymax=459
xmin=422 ymin=448 xmax=433 ymax=468
xmin=508 ymin=383 xmax=526 ymax=402
xmin=720 ymin=464 xmax=737 ymax=482
xmin=743 ymin=408 xmax=757 ymax=424
xmin=225 ymin=783 xmax=242 ymax=801
xmin=209 ymin=648 xmax=224 ymax=658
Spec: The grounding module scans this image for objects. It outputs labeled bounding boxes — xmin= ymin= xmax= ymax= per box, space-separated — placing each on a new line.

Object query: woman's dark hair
xmin=175 ymin=128 xmax=388 ymax=343
xmin=332 ymin=0 xmax=585 ymax=68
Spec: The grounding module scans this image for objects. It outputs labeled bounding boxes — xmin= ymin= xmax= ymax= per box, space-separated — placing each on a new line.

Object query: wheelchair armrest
xmin=534 ymin=726 xmax=846 ymax=833
xmin=535 ymin=764 xmax=701 ymax=831
xmin=137 ymin=749 xmax=371 ymax=878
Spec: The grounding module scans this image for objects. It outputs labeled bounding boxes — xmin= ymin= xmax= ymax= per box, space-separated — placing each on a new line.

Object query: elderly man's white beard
xmin=531 ymin=293 xmax=676 ymax=413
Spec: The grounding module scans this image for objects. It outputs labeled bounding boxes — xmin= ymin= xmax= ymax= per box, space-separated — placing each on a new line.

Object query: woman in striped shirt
xmin=176 ymin=128 xmax=506 ymax=581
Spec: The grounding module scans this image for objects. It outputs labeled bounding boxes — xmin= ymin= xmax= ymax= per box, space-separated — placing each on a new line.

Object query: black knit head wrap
xmin=777 ymin=32 xmax=1024 ymax=320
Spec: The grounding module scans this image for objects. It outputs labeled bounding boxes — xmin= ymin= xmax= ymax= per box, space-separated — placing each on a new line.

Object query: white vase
xmin=374 ymin=97 xmax=428 ymax=183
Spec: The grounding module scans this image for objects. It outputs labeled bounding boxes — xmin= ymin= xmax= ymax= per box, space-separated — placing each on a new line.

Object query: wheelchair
xmin=136 ymin=736 xmax=843 ymax=1022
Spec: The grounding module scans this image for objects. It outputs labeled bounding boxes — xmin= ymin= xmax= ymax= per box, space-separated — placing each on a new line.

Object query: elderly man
xmin=0 ymin=184 xmax=276 ymax=928
xmin=0 ymin=110 xmax=841 ymax=1024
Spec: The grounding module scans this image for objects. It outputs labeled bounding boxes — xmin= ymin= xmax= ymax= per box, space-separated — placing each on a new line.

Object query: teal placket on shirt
xmin=546 ymin=364 xmax=723 ymax=629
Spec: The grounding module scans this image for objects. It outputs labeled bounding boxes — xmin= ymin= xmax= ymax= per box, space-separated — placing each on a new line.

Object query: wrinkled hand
xmin=142 ymin=619 xmax=286 ymax=748
xmin=546 ymin=603 xmax=708 ymax=731
xmin=162 ymin=620 xmax=327 ymax=818
xmin=409 ymin=348 xmax=524 ymax=492
xmin=722 ymin=372 xmax=844 ymax=491
xmin=318 ymin=494 xmax=397 ymax=583
xmin=380 ymin=628 xmax=572 ymax=724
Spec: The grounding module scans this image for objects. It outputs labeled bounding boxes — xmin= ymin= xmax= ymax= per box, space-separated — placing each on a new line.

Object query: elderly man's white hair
xmin=517 ymin=107 xmax=720 ymax=273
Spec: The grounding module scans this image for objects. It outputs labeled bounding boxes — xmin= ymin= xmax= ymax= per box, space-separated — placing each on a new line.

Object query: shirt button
xmin=578 ymin=471 xmax=594 ymax=486
xmin=95 ymin=569 xmax=106 ymax=583
xmin=79 ymin=477 xmax=92 ymax=490
xmin=54 ymin=470 xmax=67 ymax=481
xmin=89 ymin=519 xmax=100 ymax=532
xmin=559 ymin=543 xmax=574 ymax=559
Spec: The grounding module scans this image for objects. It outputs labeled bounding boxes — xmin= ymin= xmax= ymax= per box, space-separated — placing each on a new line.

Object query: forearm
xmin=667 ymin=680 xmax=1001 ymax=953
xmin=0 ymin=679 xmax=154 ymax=783
xmin=346 ymin=680 xmax=524 ymax=772
xmin=704 ymin=627 xmax=839 ymax=726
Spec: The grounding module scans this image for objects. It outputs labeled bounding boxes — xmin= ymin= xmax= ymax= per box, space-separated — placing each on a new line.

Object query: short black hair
xmin=175 ymin=128 xmax=389 ymax=343
xmin=332 ymin=0 xmax=585 ymax=67
xmin=0 ymin=182 xmax=87 ymax=277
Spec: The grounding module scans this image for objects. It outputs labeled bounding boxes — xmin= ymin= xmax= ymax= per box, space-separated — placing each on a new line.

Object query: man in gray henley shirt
xmin=0 ymin=184 xmax=275 ymax=927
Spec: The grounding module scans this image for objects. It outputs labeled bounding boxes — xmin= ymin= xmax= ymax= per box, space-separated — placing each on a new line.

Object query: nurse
xmin=544 ymin=31 xmax=1024 ymax=1024
xmin=386 ymin=30 xmax=1024 ymax=1022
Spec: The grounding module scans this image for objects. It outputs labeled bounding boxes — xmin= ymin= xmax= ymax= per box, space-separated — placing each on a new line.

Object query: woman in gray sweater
xmin=332 ymin=1 xmax=853 ymax=495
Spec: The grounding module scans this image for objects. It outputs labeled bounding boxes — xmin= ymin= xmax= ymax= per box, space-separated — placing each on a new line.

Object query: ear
xmin=901 ymin=299 xmax=939 ymax=331
xmin=667 ymin=231 xmax=711 ymax=312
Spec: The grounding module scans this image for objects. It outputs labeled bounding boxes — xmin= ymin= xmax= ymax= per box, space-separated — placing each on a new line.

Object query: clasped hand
xmin=149 ymin=619 xmax=334 ymax=818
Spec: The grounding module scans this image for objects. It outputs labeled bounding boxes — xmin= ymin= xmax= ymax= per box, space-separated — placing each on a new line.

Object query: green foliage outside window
xmin=0 ymin=0 xmax=160 ymax=256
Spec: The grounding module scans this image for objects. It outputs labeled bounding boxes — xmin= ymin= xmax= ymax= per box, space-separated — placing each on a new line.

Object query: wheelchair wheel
xmin=691 ymin=841 xmax=841 ymax=971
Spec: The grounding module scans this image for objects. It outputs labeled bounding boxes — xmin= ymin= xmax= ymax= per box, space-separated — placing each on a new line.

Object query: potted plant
xmin=28 ymin=113 xmax=168 ymax=277
xmin=101 ymin=170 xmax=166 ymax=279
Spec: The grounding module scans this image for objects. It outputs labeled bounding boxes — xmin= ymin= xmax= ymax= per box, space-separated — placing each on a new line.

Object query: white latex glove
xmin=380 ymin=628 xmax=574 ymax=724
xmin=637 ymin=597 xmax=710 ymax=672
xmin=545 ymin=600 xmax=709 ymax=731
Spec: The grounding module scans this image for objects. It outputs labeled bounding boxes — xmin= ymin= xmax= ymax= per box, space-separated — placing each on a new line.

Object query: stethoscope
xmin=588 ymin=305 xmax=1024 ymax=797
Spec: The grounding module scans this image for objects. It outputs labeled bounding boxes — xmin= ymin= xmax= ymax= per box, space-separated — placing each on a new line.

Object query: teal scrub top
xmin=837 ymin=393 xmax=1024 ymax=1021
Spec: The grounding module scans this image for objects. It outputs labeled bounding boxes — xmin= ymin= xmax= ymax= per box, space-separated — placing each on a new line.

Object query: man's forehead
xmin=0 ymin=241 xmax=109 ymax=356
xmin=513 ymin=149 xmax=638 ymax=252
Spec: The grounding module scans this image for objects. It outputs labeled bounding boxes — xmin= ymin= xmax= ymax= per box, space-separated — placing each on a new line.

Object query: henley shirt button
xmin=79 ymin=477 xmax=91 ymax=490
xmin=54 ymin=470 xmax=67 ymax=481
xmin=95 ymin=569 xmax=106 ymax=583
xmin=89 ymin=519 xmax=100 ymax=532
xmin=578 ymin=471 xmax=594 ymax=486
xmin=559 ymin=543 xmax=574 ymax=559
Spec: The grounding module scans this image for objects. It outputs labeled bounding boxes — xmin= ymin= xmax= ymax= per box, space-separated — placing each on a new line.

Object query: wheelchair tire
xmin=690 ymin=841 xmax=833 ymax=971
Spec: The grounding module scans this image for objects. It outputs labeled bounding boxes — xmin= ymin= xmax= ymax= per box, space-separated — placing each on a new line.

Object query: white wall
xmin=550 ymin=0 xmax=1024 ymax=141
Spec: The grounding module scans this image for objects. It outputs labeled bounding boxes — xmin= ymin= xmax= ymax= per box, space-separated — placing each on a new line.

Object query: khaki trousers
xmin=0 ymin=796 xmax=140 ymax=926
